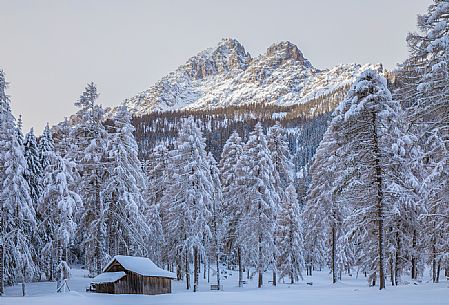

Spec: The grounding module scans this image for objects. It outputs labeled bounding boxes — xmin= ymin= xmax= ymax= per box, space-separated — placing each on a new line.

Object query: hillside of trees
xmin=0 ymin=0 xmax=447 ymax=296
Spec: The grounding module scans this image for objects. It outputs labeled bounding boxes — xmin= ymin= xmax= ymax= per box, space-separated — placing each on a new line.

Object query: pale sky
xmin=1 ymin=0 xmax=431 ymax=134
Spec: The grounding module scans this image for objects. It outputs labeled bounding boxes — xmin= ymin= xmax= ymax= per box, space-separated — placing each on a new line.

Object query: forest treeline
xmin=0 ymin=0 xmax=447 ymax=296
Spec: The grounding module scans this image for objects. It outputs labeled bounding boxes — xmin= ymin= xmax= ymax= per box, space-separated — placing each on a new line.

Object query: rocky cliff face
xmin=119 ymin=38 xmax=372 ymax=117
xmin=183 ymin=38 xmax=251 ymax=79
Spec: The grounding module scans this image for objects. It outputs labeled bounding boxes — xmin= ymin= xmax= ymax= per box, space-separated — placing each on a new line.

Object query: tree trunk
xmin=216 ymin=253 xmax=220 ymax=289
xmin=395 ymin=232 xmax=400 ymax=285
xmin=0 ymin=244 xmax=4 ymax=295
xmin=372 ymin=111 xmax=386 ymax=290
xmin=436 ymin=262 xmax=441 ymax=283
xmin=258 ymin=235 xmax=263 ymax=288
xmin=432 ymin=241 xmax=437 ymax=283
xmin=176 ymin=255 xmax=182 ymax=281
xmin=194 ymin=247 xmax=198 ymax=292
xmin=203 ymin=256 xmax=207 ymax=280
xmin=376 ymin=165 xmax=386 ymax=290
xmin=331 ymin=226 xmax=337 ymax=284
xmin=411 ymin=230 xmax=417 ymax=280
xmin=185 ymin=252 xmax=190 ymax=290
xmin=272 ymin=270 xmax=276 ymax=286
xmin=238 ymin=247 xmax=243 ymax=287
xmin=57 ymin=240 xmax=63 ymax=292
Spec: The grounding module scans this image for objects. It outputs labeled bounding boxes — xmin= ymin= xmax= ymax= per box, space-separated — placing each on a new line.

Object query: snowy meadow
xmin=3 ymin=267 xmax=449 ymax=305
xmin=0 ymin=1 xmax=448 ymax=305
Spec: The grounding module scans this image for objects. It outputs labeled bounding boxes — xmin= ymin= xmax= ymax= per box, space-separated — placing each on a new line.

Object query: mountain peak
xmin=265 ymin=41 xmax=313 ymax=68
xmin=182 ymin=38 xmax=251 ymax=79
xmin=120 ymin=40 xmax=368 ymax=117
xmin=218 ymin=37 xmax=244 ymax=50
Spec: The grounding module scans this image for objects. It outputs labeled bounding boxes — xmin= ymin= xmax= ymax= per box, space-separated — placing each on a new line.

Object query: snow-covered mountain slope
xmin=119 ymin=38 xmax=374 ymax=117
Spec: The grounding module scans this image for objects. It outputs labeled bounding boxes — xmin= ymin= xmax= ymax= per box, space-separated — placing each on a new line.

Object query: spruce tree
xmin=303 ymin=126 xmax=344 ymax=283
xmin=267 ymin=123 xmax=294 ymax=285
xmin=0 ymin=70 xmax=37 ymax=295
xmin=102 ymin=106 xmax=153 ymax=258
xmin=331 ymin=69 xmax=402 ymax=290
xmin=71 ymin=82 xmax=110 ymax=276
xmin=146 ymin=143 xmax=169 ymax=265
xmin=39 ymin=123 xmax=55 ymax=171
xmin=406 ymin=0 xmax=449 ymax=282
xmin=39 ymin=148 xmax=81 ymax=291
xmin=276 ymin=184 xmax=305 ymax=284
xmin=207 ymin=152 xmax=223 ymax=289
xmin=162 ymin=117 xmax=213 ymax=291
xmin=24 ymin=128 xmax=43 ymax=206
xmin=218 ymin=131 xmax=244 ymax=286
xmin=236 ymin=123 xmax=279 ymax=288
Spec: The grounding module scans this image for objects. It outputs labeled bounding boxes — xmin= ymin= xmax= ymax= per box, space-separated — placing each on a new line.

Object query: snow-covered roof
xmin=105 ymin=255 xmax=176 ymax=279
xmin=91 ymin=271 xmax=126 ymax=284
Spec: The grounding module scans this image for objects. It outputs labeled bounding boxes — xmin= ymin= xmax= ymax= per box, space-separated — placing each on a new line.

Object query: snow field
xmin=3 ymin=267 xmax=448 ymax=305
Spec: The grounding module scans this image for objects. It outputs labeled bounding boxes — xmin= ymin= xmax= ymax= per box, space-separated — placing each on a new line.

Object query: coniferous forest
xmin=0 ymin=1 xmax=447 ymax=304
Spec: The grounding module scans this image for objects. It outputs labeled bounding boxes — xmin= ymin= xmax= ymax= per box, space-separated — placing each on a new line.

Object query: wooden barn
xmin=90 ymin=255 xmax=176 ymax=295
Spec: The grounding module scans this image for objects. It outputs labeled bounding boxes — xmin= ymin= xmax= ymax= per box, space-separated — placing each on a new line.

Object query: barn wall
xmin=96 ymin=283 xmax=114 ymax=294
xmin=142 ymin=276 xmax=171 ymax=295
xmin=112 ymin=272 xmax=172 ymax=295
xmin=114 ymin=272 xmax=143 ymax=294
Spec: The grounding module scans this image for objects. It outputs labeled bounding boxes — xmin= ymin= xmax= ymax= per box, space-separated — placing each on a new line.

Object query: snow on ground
xmin=3 ymin=267 xmax=448 ymax=305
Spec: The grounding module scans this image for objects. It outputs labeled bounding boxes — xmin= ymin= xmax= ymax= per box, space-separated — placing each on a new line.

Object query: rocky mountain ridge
xmin=118 ymin=38 xmax=374 ymax=117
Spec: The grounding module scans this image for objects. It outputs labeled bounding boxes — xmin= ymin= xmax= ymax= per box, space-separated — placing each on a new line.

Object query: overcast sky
xmin=1 ymin=0 xmax=431 ymax=133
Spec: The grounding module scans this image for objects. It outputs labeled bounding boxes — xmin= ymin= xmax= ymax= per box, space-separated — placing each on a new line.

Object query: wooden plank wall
xmin=96 ymin=282 xmax=114 ymax=294
xmin=113 ymin=272 xmax=171 ymax=295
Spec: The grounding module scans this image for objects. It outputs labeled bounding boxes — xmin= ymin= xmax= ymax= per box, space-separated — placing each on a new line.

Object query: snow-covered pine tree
xmin=276 ymin=183 xmax=305 ymax=284
xmin=23 ymin=128 xmax=46 ymax=281
xmin=162 ymin=117 xmax=213 ymax=292
xmin=382 ymin=120 xmax=424 ymax=285
xmin=218 ymin=131 xmax=244 ymax=286
xmin=39 ymin=123 xmax=55 ymax=171
xmin=70 ymin=82 xmax=110 ymax=276
xmin=145 ymin=143 xmax=169 ymax=265
xmin=332 ymin=69 xmax=403 ymax=290
xmin=24 ymin=128 xmax=43 ymax=207
xmin=147 ymin=143 xmax=170 ymax=206
xmin=0 ymin=69 xmax=7 ymax=295
xmin=236 ymin=123 xmax=279 ymax=288
xmin=37 ymin=124 xmax=58 ymax=281
xmin=0 ymin=70 xmax=37 ymax=295
xmin=39 ymin=147 xmax=82 ymax=291
xmin=303 ymin=126 xmax=345 ymax=283
xmin=406 ymin=0 xmax=449 ymax=283
xmin=406 ymin=0 xmax=449 ymax=129
xmin=16 ymin=115 xmax=24 ymax=146
xmin=142 ymin=196 xmax=164 ymax=266
xmin=207 ymin=152 xmax=223 ymax=289
xmin=102 ymin=106 xmax=153 ymax=259
xmin=267 ymin=123 xmax=294 ymax=285
xmin=267 ymin=123 xmax=295 ymax=193
xmin=54 ymin=117 xmax=74 ymax=158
